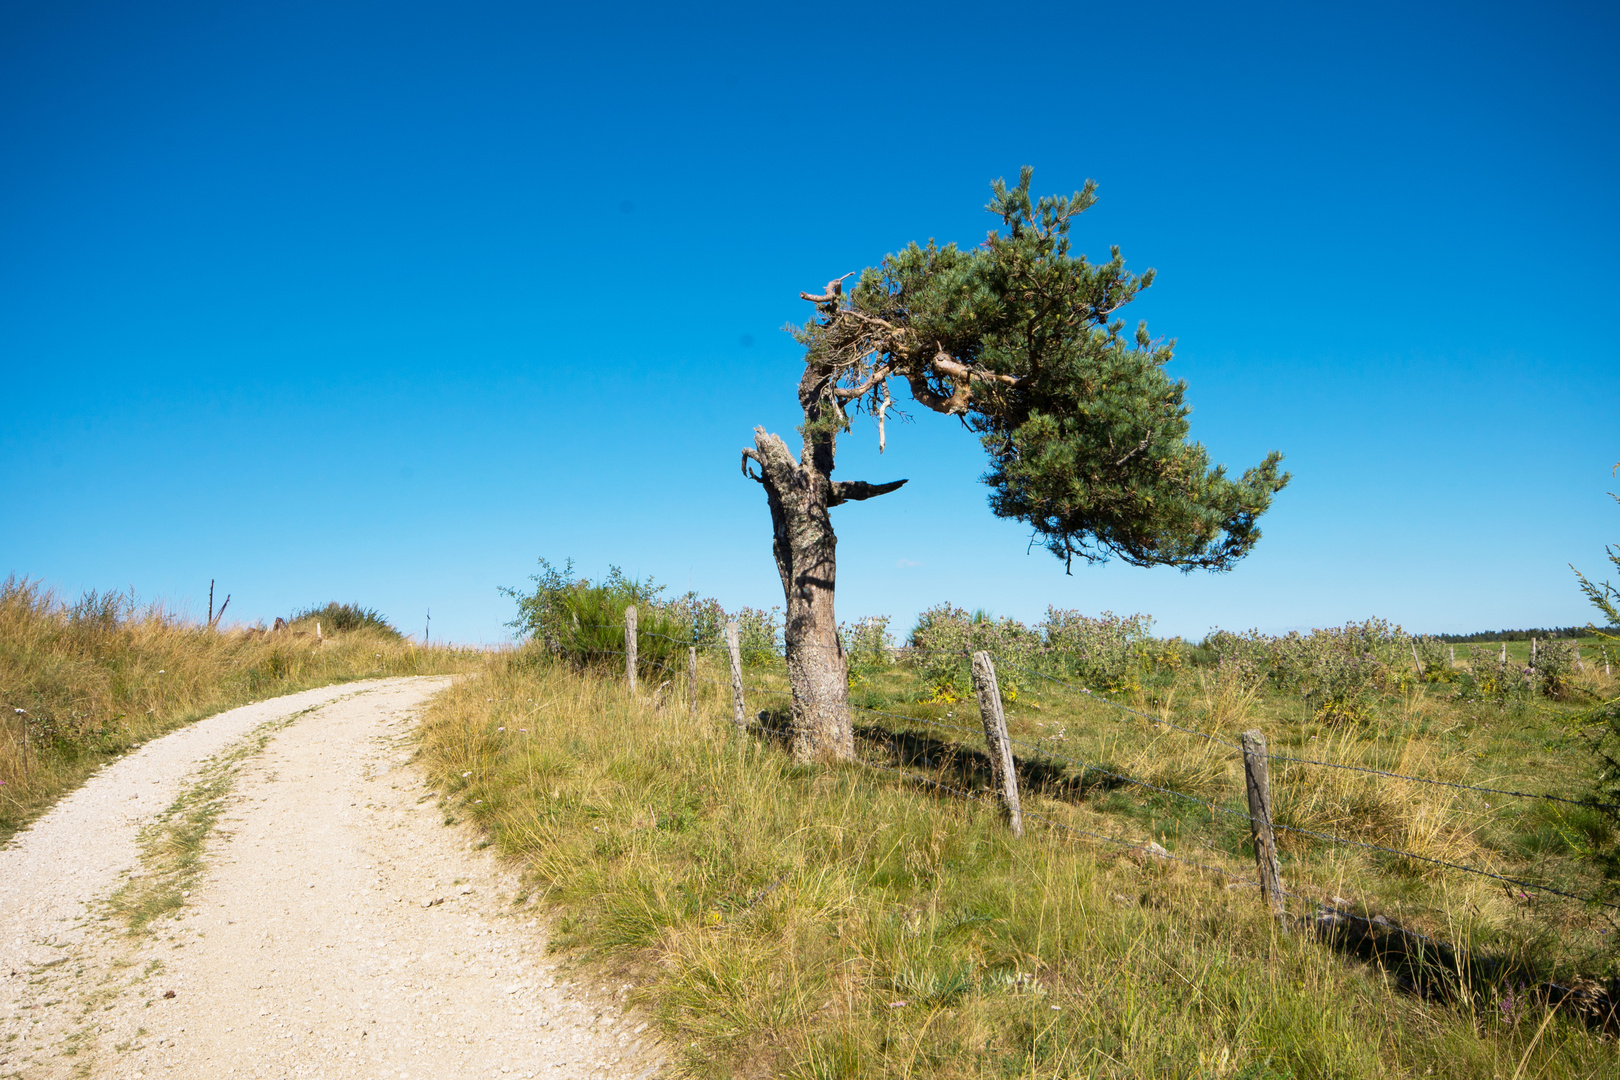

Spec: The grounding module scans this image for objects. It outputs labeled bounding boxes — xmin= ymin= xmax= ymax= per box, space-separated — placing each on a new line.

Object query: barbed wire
xmin=741 ymin=686 xmax=1255 ymax=826
xmin=853 ymin=751 xmax=1233 ymax=879
xmin=993 ymin=659 xmax=1620 ymax=813
xmin=1271 ymin=821 xmax=1620 ymax=911
xmin=738 ymin=683 xmax=1620 ymax=914
xmin=995 ymin=661 xmax=1239 ymax=748
xmin=535 ymin=643 xmax=1620 ymax=909
xmin=1262 ymin=752 xmax=1620 ymax=812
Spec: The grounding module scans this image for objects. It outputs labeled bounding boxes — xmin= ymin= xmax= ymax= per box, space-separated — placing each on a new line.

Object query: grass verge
xmin=417 ymin=654 xmax=1619 ymax=1079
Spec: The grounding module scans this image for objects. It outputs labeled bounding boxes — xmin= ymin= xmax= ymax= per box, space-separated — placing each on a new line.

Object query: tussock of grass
xmin=419 ymin=655 xmax=1618 ymax=1079
xmin=0 ymin=576 xmax=478 ymax=841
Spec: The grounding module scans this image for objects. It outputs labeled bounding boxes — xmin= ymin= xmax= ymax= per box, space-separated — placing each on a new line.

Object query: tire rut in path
xmin=1 ymin=676 xmax=661 ymax=1080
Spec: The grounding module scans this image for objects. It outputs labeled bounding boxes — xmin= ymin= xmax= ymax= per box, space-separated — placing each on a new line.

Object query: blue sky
xmin=2 ymin=0 xmax=1616 ymax=643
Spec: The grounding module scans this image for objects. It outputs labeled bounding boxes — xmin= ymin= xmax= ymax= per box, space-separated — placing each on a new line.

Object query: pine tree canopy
xmin=793 ymin=167 xmax=1290 ymax=571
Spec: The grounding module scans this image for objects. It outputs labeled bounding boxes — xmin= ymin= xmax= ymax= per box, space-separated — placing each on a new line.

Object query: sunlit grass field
xmin=416 ymin=645 xmax=1620 ymax=1079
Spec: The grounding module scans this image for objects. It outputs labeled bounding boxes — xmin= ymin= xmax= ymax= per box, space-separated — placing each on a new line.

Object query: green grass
xmin=0 ymin=576 xmax=481 ymax=842
xmin=417 ymin=650 xmax=1619 ymax=1079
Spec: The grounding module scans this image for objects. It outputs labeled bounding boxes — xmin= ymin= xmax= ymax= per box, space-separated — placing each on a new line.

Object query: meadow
xmin=9 ymin=561 xmax=1620 ymax=1077
xmin=413 ymin=598 xmax=1620 ymax=1080
xmin=0 ymin=577 xmax=479 ymax=841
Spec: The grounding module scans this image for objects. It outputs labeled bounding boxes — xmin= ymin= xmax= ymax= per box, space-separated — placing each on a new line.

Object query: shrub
xmin=1039 ymin=608 xmax=1154 ymax=693
xmin=1203 ymin=620 xmax=1403 ymax=725
xmin=907 ymin=605 xmax=1042 ymax=701
xmin=1460 ymin=644 xmax=1533 ymax=701
xmin=554 ymin=583 xmax=690 ymax=679
xmin=502 ymin=558 xmax=712 ymax=677
xmin=840 ymin=615 xmax=893 ymax=676
xmin=733 ymin=606 xmax=782 ymax=668
xmin=291 ymin=602 xmax=402 ymax=638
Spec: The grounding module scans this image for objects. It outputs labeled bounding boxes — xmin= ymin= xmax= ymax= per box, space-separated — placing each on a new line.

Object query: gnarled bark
xmin=741 ymin=421 xmax=905 ymax=762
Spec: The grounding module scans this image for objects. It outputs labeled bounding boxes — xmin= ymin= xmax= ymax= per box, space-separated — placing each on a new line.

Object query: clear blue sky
xmin=3 ymin=0 xmax=1616 ymax=643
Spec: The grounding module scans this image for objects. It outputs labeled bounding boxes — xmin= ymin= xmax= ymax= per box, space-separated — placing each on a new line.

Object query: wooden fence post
xmin=1530 ymin=636 xmax=1538 ymax=670
xmin=1500 ymin=642 xmax=1507 ymax=665
xmin=625 ymin=606 xmax=638 ymax=694
xmin=725 ymin=620 xmax=746 ymax=731
xmin=1410 ymin=641 xmax=1424 ymax=678
xmin=1449 ymin=644 xmax=1456 ymax=668
xmin=1606 ymin=646 xmax=1612 ymax=677
xmin=971 ymin=651 xmax=1023 ymax=838
xmin=1240 ymin=729 xmax=1285 ymax=919
xmin=688 ymin=646 xmax=698 ymax=717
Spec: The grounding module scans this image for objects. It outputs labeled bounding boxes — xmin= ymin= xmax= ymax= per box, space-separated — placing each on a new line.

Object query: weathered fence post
xmin=971 ymin=651 xmax=1023 ymax=838
xmin=1606 ymin=646 xmax=1612 ymax=677
xmin=1499 ymin=642 xmax=1507 ymax=665
xmin=688 ymin=646 xmax=698 ymax=717
xmin=724 ymin=620 xmax=746 ymax=731
xmin=1575 ymin=642 xmax=1584 ymax=671
xmin=1449 ymin=644 xmax=1456 ymax=668
xmin=1410 ymin=641 xmax=1424 ymax=678
xmin=624 ymin=605 xmax=638 ymax=694
xmin=1240 ymin=729 xmax=1286 ymax=919
xmin=1530 ymin=636 xmax=1538 ymax=670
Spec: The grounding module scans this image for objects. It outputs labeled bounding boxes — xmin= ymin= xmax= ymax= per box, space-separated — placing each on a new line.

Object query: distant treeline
xmin=1431 ymin=626 xmax=1620 ymax=643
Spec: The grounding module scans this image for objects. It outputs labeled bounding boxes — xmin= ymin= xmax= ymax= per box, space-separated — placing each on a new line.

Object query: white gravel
xmin=0 ymin=677 xmax=662 ymax=1079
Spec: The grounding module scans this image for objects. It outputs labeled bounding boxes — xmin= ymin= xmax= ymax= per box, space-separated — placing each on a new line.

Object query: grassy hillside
xmin=416 ymin=638 xmax=1619 ymax=1079
xmin=0 ymin=577 xmax=479 ymax=841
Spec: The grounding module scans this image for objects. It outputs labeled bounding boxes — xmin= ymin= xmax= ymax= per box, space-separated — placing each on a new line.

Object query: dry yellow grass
xmin=0 ymin=576 xmax=478 ymax=838
xmin=416 ymin=652 xmax=1619 ymax=1079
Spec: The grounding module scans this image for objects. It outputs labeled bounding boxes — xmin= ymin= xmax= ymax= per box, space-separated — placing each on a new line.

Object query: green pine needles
xmin=803 ymin=167 xmax=1289 ymax=571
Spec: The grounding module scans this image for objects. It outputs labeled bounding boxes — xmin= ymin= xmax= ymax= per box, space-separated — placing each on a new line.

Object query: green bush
xmin=502 ymin=558 xmax=736 ymax=676
xmin=907 ymin=605 xmax=1042 ymax=701
xmin=840 ymin=615 xmax=893 ymax=677
xmin=733 ymin=606 xmax=782 ymax=668
xmin=1039 ymin=608 xmax=1154 ymax=692
xmin=291 ymin=602 xmax=402 ymax=638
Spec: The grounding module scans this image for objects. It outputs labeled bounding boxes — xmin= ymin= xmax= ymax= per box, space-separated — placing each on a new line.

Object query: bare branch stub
xmin=828 ymin=478 xmax=908 ymax=507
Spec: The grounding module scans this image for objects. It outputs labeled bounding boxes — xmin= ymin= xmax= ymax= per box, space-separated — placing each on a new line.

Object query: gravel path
xmin=1 ymin=677 xmax=661 ymax=1080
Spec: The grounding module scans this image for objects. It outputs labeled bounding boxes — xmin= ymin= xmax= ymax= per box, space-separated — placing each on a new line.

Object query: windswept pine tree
xmin=742 ymin=169 xmax=1290 ymax=761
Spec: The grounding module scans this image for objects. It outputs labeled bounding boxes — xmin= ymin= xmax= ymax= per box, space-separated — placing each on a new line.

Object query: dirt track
xmin=1 ymin=677 xmax=659 ymax=1080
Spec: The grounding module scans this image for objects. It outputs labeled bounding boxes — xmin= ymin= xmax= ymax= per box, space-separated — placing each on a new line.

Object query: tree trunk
xmin=745 ymin=426 xmax=853 ymax=761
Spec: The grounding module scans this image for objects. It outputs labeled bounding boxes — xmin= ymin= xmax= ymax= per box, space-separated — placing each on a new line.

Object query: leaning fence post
xmin=971 ymin=651 xmax=1023 ymax=838
xmin=1410 ymin=641 xmax=1424 ymax=678
xmin=688 ymin=646 xmax=698 ymax=717
xmin=1239 ymin=729 xmax=1285 ymax=919
xmin=624 ymin=606 xmax=638 ymax=695
xmin=725 ymin=620 xmax=746 ymax=731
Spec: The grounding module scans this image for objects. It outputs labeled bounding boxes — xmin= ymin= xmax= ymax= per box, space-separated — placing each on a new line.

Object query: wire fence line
xmin=528 ymin=618 xmax=1620 ymax=914
xmin=996 ymin=659 xmax=1620 ymax=813
xmin=735 ymin=677 xmax=1620 ymax=914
